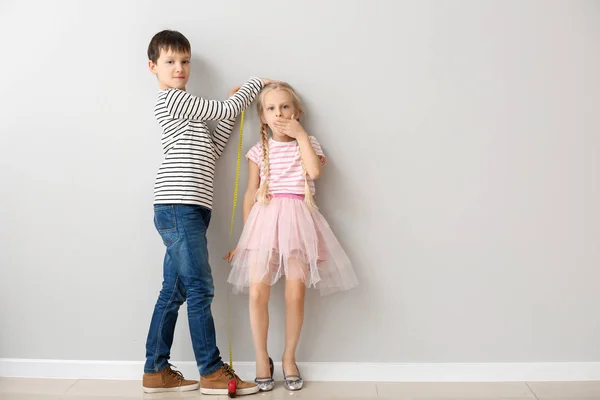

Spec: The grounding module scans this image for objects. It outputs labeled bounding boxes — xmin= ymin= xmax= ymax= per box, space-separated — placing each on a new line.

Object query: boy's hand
xmin=229 ymin=85 xmax=241 ymax=97
xmin=273 ymin=115 xmax=306 ymax=139
xmin=223 ymin=248 xmax=237 ymax=263
xmin=261 ymin=78 xmax=279 ymax=86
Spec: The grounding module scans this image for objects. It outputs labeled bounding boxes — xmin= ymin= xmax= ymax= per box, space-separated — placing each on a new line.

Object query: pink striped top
xmin=246 ymin=136 xmax=327 ymax=195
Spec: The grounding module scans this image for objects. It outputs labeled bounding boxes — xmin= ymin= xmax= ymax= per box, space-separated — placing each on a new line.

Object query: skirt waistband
xmin=269 ymin=193 xmax=305 ymax=200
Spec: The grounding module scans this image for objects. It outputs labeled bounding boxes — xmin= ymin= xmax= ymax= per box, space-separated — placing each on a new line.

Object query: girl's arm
xmin=296 ymin=133 xmax=322 ymax=180
xmin=272 ymin=116 xmax=325 ymax=180
xmin=224 ymin=159 xmax=260 ymax=262
xmin=243 ymin=160 xmax=261 ymax=224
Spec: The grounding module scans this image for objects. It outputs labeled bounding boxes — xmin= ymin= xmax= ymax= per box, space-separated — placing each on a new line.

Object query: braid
xmin=301 ymin=157 xmax=318 ymax=211
xmin=256 ymin=122 xmax=271 ymax=204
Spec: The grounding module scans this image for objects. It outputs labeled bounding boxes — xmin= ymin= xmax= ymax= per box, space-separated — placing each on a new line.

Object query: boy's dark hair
xmin=147 ymin=30 xmax=191 ymax=63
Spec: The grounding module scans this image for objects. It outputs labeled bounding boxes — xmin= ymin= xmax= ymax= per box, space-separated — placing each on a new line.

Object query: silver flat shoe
xmin=254 ymin=357 xmax=275 ymax=392
xmin=283 ymin=362 xmax=303 ymax=391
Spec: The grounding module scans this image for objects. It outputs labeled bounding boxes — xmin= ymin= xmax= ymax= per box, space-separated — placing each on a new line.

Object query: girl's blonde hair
xmin=255 ymin=82 xmax=318 ymax=211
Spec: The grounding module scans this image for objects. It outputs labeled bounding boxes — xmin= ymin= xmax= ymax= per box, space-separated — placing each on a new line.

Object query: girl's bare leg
xmin=249 ymin=281 xmax=271 ymax=377
xmin=282 ymin=259 xmax=307 ymax=376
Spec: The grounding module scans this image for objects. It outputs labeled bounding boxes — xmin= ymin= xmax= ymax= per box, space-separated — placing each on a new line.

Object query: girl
xmin=224 ymin=82 xmax=358 ymax=391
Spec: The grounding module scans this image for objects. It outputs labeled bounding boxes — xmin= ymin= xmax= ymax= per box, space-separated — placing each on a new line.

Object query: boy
xmin=142 ymin=29 xmax=274 ymax=395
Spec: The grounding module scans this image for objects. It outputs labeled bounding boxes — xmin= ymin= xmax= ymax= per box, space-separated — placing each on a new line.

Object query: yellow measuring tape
xmin=227 ymin=110 xmax=245 ymax=369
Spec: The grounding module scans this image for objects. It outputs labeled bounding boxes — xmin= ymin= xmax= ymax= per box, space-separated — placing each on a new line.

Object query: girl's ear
xmin=259 ymin=112 xmax=267 ymax=124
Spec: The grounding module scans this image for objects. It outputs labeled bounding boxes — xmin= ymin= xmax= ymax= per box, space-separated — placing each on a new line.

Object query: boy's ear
xmin=148 ymin=60 xmax=157 ymax=75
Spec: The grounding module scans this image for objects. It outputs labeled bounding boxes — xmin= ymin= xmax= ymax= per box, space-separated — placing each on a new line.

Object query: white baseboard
xmin=1 ymin=359 xmax=600 ymax=382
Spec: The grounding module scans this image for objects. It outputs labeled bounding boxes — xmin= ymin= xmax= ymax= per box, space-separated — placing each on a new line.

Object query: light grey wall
xmin=1 ymin=0 xmax=599 ymax=364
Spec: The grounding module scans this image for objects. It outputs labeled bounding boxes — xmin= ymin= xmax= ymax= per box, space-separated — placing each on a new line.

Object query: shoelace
xmin=167 ymin=365 xmax=185 ymax=381
xmin=222 ymin=363 xmax=240 ymax=382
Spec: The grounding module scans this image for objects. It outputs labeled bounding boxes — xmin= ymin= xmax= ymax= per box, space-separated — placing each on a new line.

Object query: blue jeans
xmin=144 ymin=204 xmax=223 ymax=376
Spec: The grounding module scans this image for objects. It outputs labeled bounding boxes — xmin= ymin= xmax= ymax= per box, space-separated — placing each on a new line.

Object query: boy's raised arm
xmin=164 ymin=78 xmax=264 ymax=121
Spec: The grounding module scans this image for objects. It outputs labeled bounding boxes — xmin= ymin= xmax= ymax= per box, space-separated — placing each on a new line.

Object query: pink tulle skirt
xmin=227 ymin=194 xmax=358 ymax=296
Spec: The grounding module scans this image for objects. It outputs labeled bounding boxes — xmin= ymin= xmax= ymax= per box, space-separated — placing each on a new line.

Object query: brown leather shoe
xmin=200 ymin=364 xmax=259 ymax=396
xmin=142 ymin=365 xmax=199 ymax=393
